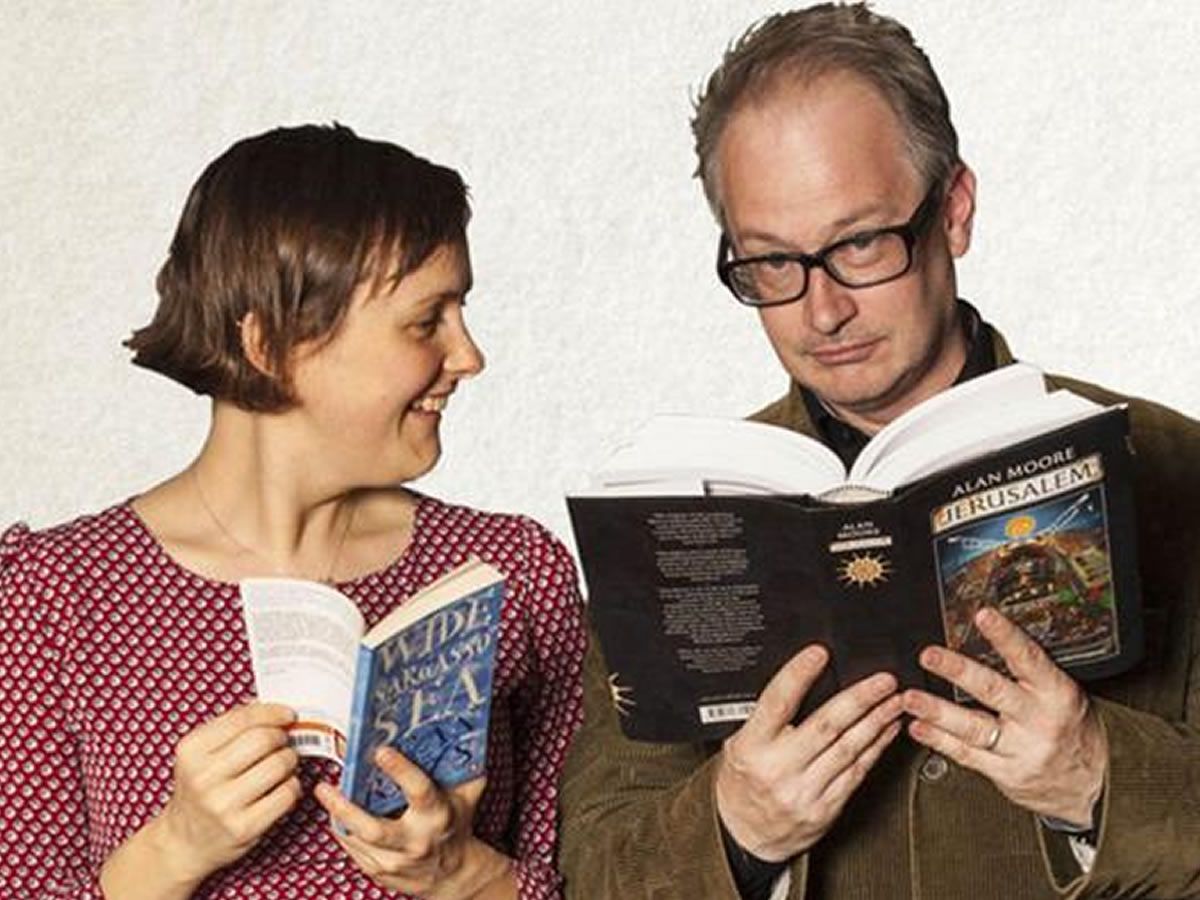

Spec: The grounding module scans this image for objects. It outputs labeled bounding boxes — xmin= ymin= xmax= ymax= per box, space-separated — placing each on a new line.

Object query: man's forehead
xmin=729 ymin=69 xmax=905 ymax=151
xmin=716 ymin=71 xmax=924 ymax=242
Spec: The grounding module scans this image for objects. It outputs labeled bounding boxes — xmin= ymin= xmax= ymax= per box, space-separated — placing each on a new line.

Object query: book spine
xmin=339 ymin=644 xmax=377 ymax=808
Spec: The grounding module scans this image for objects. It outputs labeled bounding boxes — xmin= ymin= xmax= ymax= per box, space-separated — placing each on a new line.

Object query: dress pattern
xmin=0 ymin=495 xmax=586 ymax=899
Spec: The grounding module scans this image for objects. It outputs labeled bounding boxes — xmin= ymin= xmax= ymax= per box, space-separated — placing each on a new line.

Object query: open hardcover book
xmin=568 ymin=363 xmax=1143 ymax=742
xmin=240 ymin=558 xmax=505 ymax=816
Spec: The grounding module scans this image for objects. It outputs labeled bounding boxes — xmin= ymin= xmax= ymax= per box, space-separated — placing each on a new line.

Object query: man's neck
xmin=826 ymin=329 xmax=968 ymax=436
xmin=826 ymin=366 xmax=964 ymax=436
xmin=798 ymin=300 xmax=997 ymax=467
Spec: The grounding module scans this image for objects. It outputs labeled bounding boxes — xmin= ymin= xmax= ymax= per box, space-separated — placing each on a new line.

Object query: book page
xmin=861 ymin=393 xmax=1104 ymax=493
xmin=849 ymin=362 xmax=1047 ymax=482
xmin=574 ymin=476 xmax=708 ymax=497
xmin=240 ymin=578 xmax=365 ymax=762
xmin=591 ymin=414 xmax=845 ymax=496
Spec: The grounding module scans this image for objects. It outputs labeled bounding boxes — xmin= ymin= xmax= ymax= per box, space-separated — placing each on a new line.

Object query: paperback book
xmin=241 ymin=558 xmax=505 ymax=816
xmin=568 ymin=364 xmax=1142 ymax=742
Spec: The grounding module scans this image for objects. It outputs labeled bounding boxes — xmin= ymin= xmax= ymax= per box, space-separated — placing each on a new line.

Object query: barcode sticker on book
xmin=698 ymin=701 xmax=756 ymax=724
xmin=287 ymin=728 xmax=341 ymax=760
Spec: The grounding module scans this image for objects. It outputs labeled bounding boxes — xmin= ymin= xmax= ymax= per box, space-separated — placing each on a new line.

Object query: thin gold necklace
xmin=190 ymin=467 xmax=358 ymax=585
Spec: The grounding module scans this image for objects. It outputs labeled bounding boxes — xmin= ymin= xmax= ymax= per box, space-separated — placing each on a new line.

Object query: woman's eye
xmin=411 ymin=317 xmax=439 ymax=336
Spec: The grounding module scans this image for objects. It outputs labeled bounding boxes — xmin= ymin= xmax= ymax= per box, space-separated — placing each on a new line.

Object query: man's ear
xmin=942 ymin=163 xmax=977 ymax=259
xmin=239 ymin=312 xmax=275 ymax=377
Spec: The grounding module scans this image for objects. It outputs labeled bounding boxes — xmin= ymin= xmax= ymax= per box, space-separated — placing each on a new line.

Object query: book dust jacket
xmin=342 ymin=581 xmax=505 ymax=817
xmin=570 ymin=407 xmax=1142 ymax=742
xmin=928 ymin=433 xmax=1132 ymax=691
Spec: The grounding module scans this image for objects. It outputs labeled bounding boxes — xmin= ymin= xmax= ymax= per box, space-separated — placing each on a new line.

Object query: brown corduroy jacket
xmin=560 ymin=330 xmax=1200 ymax=899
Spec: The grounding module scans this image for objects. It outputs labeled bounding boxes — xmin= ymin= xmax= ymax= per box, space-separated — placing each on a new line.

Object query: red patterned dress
xmin=0 ymin=494 xmax=586 ymax=898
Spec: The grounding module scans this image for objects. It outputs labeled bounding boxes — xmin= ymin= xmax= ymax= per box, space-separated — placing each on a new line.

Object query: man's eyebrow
xmin=829 ymin=202 xmax=893 ymax=231
xmin=736 ymin=203 xmax=895 ymax=251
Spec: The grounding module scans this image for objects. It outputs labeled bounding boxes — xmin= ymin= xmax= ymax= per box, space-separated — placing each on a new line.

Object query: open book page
xmin=579 ymin=477 xmax=709 ymax=497
xmin=848 ymin=362 xmax=1048 ymax=480
xmin=241 ymin=578 xmax=365 ymax=762
xmin=583 ymin=365 xmax=1105 ymax=501
xmin=856 ymin=391 xmax=1104 ymax=494
xmin=592 ymin=414 xmax=845 ymax=496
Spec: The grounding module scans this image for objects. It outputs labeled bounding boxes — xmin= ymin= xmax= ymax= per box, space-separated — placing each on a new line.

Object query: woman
xmin=0 ymin=124 xmax=585 ymax=899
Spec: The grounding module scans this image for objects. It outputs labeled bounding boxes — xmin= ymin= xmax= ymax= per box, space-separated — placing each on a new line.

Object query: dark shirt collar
xmin=800 ymin=299 xmax=997 ymax=469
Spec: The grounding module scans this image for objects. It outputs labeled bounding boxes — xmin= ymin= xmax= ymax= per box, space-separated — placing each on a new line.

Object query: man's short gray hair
xmin=692 ymin=2 xmax=960 ymax=224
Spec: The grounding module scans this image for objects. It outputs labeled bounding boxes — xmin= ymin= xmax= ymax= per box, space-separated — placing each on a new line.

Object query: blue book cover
xmin=341 ymin=560 xmax=505 ymax=818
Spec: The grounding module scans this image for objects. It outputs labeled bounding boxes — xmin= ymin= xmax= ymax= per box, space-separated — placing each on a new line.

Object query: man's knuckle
xmin=1021 ymin=642 xmax=1046 ymax=669
xmin=979 ymin=675 xmax=1006 ymax=704
xmin=756 ymin=694 xmax=786 ymax=724
xmin=970 ymin=718 xmax=993 ymax=745
xmin=944 ymin=740 xmax=969 ymax=764
xmin=810 ymin=713 xmax=838 ymax=743
xmin=748 ymin=756 xmax=781 ymax=789
xmin=722 ymin=739 xmax=750 ymax=775
xmin=828 ymin=739 xmax=856 ymax=772
xmin=850 ymin=757 xmax=872 ymax=782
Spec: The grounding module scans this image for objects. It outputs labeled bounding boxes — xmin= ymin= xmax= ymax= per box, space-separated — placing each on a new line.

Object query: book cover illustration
xmin=933 ymin=457 xmax=1119 ymax=685
xmin=343 ymin=580 xmax=505 ymax=818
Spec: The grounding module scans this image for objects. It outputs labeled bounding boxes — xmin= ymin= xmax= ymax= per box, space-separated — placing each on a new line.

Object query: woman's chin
xmin=387 ymin=443 xmax=442 ymax=485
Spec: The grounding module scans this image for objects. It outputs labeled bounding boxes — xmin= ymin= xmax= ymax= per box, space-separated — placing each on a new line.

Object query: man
xmin=560 ymin=5 xmax=1200 ymax=899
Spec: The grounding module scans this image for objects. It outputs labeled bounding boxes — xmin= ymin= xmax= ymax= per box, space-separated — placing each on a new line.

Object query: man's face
xmin=714 ymin=72 xmax=975 ymax=429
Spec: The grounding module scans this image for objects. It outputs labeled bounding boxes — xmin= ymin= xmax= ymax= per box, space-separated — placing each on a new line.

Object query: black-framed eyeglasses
xmin=716 ymin=185 xmax=943 ymax=307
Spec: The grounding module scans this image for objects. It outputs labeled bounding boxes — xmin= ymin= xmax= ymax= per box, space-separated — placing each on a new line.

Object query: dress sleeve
xmin=505 ymin=521 xmax=587 ymax=900
xmin=0 ymin=525 xmax=105 ymax=899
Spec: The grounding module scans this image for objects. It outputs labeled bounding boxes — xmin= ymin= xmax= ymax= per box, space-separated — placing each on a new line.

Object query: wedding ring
xmin=983 ymin=721 xmax=1002 ymax=751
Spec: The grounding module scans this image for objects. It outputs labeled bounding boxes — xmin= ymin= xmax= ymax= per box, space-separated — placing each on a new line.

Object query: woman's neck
xmin=133 ymin=403 xmax=415 ymax=584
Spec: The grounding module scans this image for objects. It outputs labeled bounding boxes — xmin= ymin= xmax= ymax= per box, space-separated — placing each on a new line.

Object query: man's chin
xmin=795 ymin=368 xmax=915 ymax=426
xmin=796 ymin=364 xmax=892 ymax=408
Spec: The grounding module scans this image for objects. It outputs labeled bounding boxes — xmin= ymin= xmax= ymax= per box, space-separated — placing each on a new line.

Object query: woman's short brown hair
xmin=127 ymin=124 xmax=470 ymax=411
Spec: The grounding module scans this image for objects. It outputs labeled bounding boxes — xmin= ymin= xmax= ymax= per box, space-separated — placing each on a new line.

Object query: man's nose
xmin=804 ymin=267 xmax=858 ymax=335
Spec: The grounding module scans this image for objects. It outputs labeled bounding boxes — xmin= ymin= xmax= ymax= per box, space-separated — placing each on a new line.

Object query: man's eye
xmin=845 ymin=232 xmax=879 ymax=251
xmin=762 ymin=254 xmax=792 ymax=271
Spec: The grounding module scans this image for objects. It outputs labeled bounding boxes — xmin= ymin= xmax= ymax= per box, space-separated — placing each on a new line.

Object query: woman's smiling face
xmin=284 ymin=241 xmax=484 ymax=486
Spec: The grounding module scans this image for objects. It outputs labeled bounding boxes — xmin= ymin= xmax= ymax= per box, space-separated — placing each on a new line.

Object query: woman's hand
xmin=101 ymin=702 xmax=302 ymax=898
xmin=157 ymin=702 xmax=303 ymax=880
xmin=316 ymin=747 xmax=515 ymax=899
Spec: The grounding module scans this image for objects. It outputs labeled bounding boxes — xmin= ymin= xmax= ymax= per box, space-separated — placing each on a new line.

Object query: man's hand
xmin=316 ymin=748 xmax=514 ymax=900
xmin=902 ymin=607 xmax=1107 ymax=827
xmin=715 ymin=645 xmax=903 ymax=862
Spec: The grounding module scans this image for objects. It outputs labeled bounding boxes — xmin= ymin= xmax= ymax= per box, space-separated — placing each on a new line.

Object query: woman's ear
xmin=239 ymin=312 xmax=275 ymax=377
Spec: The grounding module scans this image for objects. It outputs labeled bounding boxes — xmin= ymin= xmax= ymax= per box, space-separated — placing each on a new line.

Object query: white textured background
xmin=3 ymin=2 xmax=1199 ymax=549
